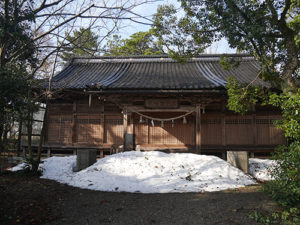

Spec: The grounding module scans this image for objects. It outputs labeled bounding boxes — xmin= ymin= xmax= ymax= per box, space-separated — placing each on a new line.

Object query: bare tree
xmin=0 ymin=0 xmax=160 ymax=163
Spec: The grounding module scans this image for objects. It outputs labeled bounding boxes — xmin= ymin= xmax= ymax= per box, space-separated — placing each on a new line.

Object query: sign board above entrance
xmin=145 ymin=99 xmax=179 ymax=109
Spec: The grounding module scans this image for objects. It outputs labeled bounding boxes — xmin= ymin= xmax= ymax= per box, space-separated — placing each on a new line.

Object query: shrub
xmin=265 ymin=142 xmax=300 ymax=208
xmin=21 ymin=158 xmax=43 ymax=176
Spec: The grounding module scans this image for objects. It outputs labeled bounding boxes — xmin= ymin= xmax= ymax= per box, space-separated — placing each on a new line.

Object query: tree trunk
xmin=27 ymin=111 xmax=33 ymax=159
xmin=0 ymin=114 xmax=4 ymax=151
xmin=3 ymin=124 xmax=9 ymax=151
xmin=17 ymin=120 xmax=23 ymax=157
xmin=37 ymin=104 xmax=48 ymax=163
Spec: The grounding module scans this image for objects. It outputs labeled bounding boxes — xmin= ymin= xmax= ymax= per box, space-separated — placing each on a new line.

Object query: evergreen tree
xmin=158 ymin=1 xmax=300 ymax=222
xmin=60 ymin=28 xmax=99 ymax=63
xmin=104 ymin=29 xmax=164 ymax=56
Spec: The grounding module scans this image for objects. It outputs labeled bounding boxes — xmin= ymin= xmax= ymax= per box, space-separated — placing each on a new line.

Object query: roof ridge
xmin=72 ymin=53 xmax=252 ymax=60
xmin=72 ymin=55 xmax=255 ymax=64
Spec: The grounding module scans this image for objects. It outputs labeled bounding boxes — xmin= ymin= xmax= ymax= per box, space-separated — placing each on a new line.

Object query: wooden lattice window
xmin=76 ymin=116 xmax=102 ymax=145
xmin=225 ymin=119 xmax=252 ymax=124
xmin=47 ymin=115 xmax=72 ymax=144
xmin=202 ymin=119 xmax=221 ymax=124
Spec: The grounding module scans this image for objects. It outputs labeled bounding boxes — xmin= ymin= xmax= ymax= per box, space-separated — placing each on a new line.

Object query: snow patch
xmin=249 ymin=158 xmax=276 ymax=181
xmin=9 ymin=152 xmax=262 ymax=193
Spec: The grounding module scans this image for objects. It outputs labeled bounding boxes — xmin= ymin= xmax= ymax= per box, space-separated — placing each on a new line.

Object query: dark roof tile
xmin=50 ymin=55 xmax=267 ymax=91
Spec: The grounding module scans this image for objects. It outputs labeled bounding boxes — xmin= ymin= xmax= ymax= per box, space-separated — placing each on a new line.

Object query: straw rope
xmin=127 ymin=107 xmax=198 ymax=122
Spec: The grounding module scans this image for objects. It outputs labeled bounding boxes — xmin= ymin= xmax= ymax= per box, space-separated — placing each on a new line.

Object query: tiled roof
xmin=50 ymin=54 xmax=266 ymax=91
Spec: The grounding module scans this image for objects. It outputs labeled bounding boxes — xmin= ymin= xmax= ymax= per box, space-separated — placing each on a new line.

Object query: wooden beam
xmin=195 ymin=105 xmax=201 ymax=154
xmin=127 ymin=106 xmax=195 ymax=112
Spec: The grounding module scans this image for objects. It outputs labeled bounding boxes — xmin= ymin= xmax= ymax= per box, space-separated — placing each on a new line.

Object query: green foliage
xmin=153 ymin=4 xmax=210 ymax=57
xmin=261 ymin=142 xmax=300 ymax=225
xmin=0 ymin=1 xmax=38 ymax=150
xmin=60 ymin=28 xmax=99 ymax=62
xmin=172 ymin=0 xmax=300 ymax=88
xmin=269 ymin=90 xmax=300 ymax=141
xmin=273 ymin=207 xmax=300 ymax=225
xmin=249 ymin=208 xmax=300 ymax=225
xmin=105 ymin=29 xmax=164 ymax=56
xmin=219 ymin=55 xmax=240 ymax=71
xmin=226 ymin=76 xmax=265 ymax=114
xmin=265 ymin=142 xmax=300 ymax=208
xmin=249 ymin=211 xmax=272 ymax=225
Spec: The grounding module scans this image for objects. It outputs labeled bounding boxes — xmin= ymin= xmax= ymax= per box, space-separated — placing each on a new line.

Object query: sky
xmin=117 ymin=0 xmax=236 ymax=54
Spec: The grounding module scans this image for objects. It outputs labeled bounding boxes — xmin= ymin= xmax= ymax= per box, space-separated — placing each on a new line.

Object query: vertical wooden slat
xmin=195 ymin=105 xmax=201 ymax=154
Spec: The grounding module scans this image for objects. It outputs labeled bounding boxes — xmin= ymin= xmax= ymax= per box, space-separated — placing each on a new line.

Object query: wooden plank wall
xmin=46 ymin=101 xmax=123 ymax=146
xmin=46 ymin=102 xmax=285 ymax=148
xmin=133 ymin=113 xmax=194 ymax=146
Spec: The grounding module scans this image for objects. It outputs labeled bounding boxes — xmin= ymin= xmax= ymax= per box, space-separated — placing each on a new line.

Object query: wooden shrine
xmin=44 ymin=55 xmax=285 ymax=155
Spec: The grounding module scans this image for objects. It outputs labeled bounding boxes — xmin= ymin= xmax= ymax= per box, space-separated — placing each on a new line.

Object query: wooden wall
xmin=46 ymin=99 xmax=123 ymax=147
xmin=45 ymin=100 xmax=285 ymax=149
xmin=133 ymin=113 xmax=194 ymax=146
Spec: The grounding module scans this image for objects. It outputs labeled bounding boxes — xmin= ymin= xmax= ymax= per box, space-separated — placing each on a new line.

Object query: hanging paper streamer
xmin=139 ymin=116 xmax=143 ymax=123
xmin=161 ymin=121 xmax=164 ymax=127
xmin=151 ymin=120 xmax=154 ymax=127
xmin=172 ymin=120 xmax=174 ymax=128
xmin=183 ymin=116 xmax=187 ymax=124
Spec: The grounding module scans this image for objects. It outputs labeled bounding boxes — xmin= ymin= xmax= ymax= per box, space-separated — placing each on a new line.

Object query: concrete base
xmin=227 ymin=151 xmax=249 ymax=173
xmin=76 ymin=149 xmax=97 ymax=171
xmin=124 ymin=133 xmax=135 ymax=151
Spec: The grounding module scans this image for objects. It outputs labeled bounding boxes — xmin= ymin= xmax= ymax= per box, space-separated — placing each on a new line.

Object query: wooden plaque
xmin=145 ymin=98 xmax=178 ymax=109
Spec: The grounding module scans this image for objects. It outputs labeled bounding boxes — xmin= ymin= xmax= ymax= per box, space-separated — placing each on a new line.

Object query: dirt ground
xmin=0 ymin=168 xmax=278 ymax=225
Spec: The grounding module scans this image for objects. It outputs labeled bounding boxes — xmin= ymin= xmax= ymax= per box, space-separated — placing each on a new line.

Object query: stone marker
xmin=227 ymin=151 xmax=249 ymax=173
xmin=76 ymin=149 xmax=97 ymax=171
xmin=135 ymin=145 xmax=141 ymax=151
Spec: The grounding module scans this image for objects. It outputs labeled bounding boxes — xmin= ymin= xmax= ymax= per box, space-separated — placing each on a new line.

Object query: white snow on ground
xmin=9 ymin=151 xmax=259 ymax=193
xmin=9 ymin=162 xmax=27 ymax=171
xmin=249 ymin=158 xmax=276 ymax=181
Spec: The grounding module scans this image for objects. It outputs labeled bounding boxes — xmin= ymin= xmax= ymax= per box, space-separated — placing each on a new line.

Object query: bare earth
xmin=0 ymin=170 xmax=277 ymax=225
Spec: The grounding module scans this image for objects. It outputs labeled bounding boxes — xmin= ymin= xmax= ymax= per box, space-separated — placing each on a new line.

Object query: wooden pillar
xmin=47 ymin=148 xmax=51 ymax=157
xmin=195 ymin=105 xmax=201 ymax=154
xmin=221 ymin=102 xmax=226 ymax=146
xmin=147 ymin=119 xmax=150 ymax=144
xmin=72 ymin=101 xmax=77 ymax=144
xmin=100 ymin=104 xmax=104 ymax=144
xmin=123 ymin=107 xmax=128 ymax=150
xmin=127 ymin=113 xmax=133 ymax=134
xmin=252 ymin=104 xmax=257 ymax=146
xmin=22 ymin=146 xmax=26 ymax=158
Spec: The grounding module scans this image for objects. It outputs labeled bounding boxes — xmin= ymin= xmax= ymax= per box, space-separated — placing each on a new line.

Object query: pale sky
xmin=117 ymin=0 xmax=236 ymax=54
